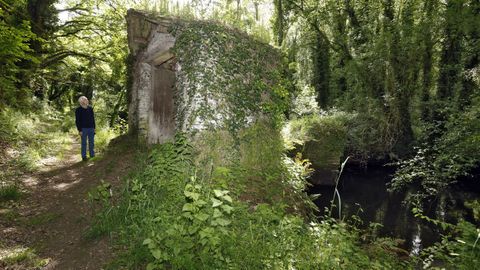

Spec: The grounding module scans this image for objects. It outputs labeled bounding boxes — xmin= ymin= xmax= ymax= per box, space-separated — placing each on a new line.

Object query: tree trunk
xmin=273 ymin=0 xmax=285 ymax=46
xmin=312 ymin=29 xmax=330 ymax=109
xmin=437 ymin=0 xmax=463 ymax=102
xmin=384 ymin=0 xmax=415 ymax=156
xmin=458 ymin=0 xmax=479 ymax=108
xmin=420 ymin=0 xmax=435 ymax=121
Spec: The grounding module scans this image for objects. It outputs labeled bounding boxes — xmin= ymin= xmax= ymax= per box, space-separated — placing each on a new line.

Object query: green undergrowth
xmin=387 ymin=97 xmax=480 ymax=269
xmin=91 ymin=121 xmax=411 ymax=269
xmin=390 ymin=96 xmax=480 ymax=201
xmin=0 ymin=243 xmax=49 ymax=269
xmin=283 ymin=112 xmax=350 ymax=170
xmin=420 ymin=220 xmax=480 ymax=270
xmin=0 ymin=184 xmax=22 ymax=203
xmin=0 ymin=105 xmax=72 ymax=176
xmin=413 ymin=200 xmax=480 ymax=269
xmin=0 ymin=104 xmax=120 ymax=191
xmin=284 ymin=107 xmax=401 ymax=167
xmin=290 ymin=88 xmax=401 ymax=164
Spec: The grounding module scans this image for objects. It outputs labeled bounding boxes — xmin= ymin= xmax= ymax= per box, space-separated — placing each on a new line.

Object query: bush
xmin=284 ymin=111 xmax=350 ymax=169
xmin=290 ymin=85 xmax=319 ymax=117
xmin=94 ymin=128 xmax=118 ymax=153
xmin=420 ymin=202 xmax=480 ymax=270
xmin=390 ymin=97 xmax=480 ymax=201
xmin=0 ymin=107 xmax=72 ymax=172
xmin=344 ymin=110 xmax=396 ymax=163
xmin=93 ymin=127 xmax=411 ymax=269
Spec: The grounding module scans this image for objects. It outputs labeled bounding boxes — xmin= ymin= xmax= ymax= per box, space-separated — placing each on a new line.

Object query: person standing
xmin=75 ymin=96 xmax=96 ymax=161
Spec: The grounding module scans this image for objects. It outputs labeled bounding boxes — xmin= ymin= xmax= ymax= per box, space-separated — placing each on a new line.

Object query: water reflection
xmin=308 ymin=167 xmax=477 ymax=252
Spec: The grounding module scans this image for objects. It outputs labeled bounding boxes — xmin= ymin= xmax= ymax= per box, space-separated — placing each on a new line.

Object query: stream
xmin=308 ymin=167 xmax=479 ymax=254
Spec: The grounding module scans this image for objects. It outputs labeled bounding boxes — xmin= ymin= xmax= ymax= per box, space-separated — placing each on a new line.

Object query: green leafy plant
xmin=421 ymin=221 xmax=480 ymax=270
xmin=143 ymin=177 xmax=234 ymax=269
xmin=88 ymin=180 xmax=112 ymax=205
xmin=284 ymin=112 xmax=350 ymax=169
xmin=0 ymin=184 xmax=22 ymax=203
xmin=91 ymin=130 xmax=412 ymax=269
xmin=390 ymin=98 xmax=480 ymax=202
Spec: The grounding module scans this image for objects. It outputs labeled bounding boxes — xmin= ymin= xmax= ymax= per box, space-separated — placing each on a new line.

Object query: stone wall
xmin=127 ymin=9 xmax=177 ymax=143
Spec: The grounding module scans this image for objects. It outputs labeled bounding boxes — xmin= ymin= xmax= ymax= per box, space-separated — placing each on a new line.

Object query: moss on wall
xmin=284 ymin=113 xmax=350 ymax=170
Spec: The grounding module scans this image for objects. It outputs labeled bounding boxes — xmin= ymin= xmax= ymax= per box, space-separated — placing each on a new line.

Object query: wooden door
xmin=148 ymin=61 xmax=176 ymax=143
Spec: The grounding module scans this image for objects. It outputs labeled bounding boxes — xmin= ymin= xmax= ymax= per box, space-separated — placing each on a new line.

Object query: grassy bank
xmin=90 ymin=123 xmax=411 ymax=269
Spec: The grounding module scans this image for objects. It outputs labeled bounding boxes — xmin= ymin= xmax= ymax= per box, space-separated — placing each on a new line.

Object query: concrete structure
xmin=127 ymin=10 xmax=177 ymax=144
xmin=126 ymin=10 xmax=286 ymax=146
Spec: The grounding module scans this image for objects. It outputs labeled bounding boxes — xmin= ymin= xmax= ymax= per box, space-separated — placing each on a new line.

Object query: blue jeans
xmin=81 ymin=128 xmax=95 ymax=158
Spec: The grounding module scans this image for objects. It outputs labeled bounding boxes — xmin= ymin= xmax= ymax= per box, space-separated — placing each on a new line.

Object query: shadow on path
xmin=1 ymin=136 xmax=135 ymax=269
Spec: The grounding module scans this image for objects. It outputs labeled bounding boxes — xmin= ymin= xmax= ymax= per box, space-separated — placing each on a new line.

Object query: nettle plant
xmin=87 ymin=180 xmax=112 ymax=206
xmin=143 ymin=175 xmax=234 ymax=269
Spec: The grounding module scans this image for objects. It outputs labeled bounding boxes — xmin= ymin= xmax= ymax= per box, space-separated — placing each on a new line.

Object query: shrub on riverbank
xmin=91 ymin=127 xmax=412 ymax=269
xmin=283 ymin=111 xmax=349 ymax=170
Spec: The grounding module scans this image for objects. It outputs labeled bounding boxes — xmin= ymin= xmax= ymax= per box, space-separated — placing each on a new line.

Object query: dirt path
xmin=1 ymin=136 xmax=133 ymax=269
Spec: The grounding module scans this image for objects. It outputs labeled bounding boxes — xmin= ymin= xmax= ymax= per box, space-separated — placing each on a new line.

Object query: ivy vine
xmin=168 ymin=20 xmax=292 ymax=136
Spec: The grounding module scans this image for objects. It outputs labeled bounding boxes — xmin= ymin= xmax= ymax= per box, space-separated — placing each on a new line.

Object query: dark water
xmin=308 ymin=167 xmax=478 ymax=254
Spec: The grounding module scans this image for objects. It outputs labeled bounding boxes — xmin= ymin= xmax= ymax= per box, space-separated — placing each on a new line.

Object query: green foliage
xmin=405 ymin=196 xmax=480 ymax=269
xmin=465 ymin=200 xmax=480 ymax=221
xmin=287 ymin=104 xmax=395 ymax=163
xmin=0 ymin=0 xmax=38 ymax=108
xmin=421 ymin=221 xmax=480 ymax=270
xmin=344 ymin=110 xmax=396 ymax=163
xmin=223 ymin=208 xmax=409 ymax=270
xmin=0 ymin=106 xmax=72 ymax=178
xmin=279 ymin=0 xmax=479 ymax=159
xmin=91 ymin=129 xmax=411 ymax=269
xmin=170 ymin=20 xmax=292 ymax=134
xmin=1 ymin=0 xmax=130 ymax=125
xmin=0 ymin=184 xmax=22 ymax=203
xmin=412 ymin=205 xmax=453 ymax=231
xmin=284 ymin=111 xmax=350 ymax=169
xmin=290 ymin=85 xmax=319 ymax=116
xmin=390 ymin=96 xmax=480 ymax=200
xmin=94 ymin=128 xmax=118 ymax=154
xmin=280 ymin=0 xmax=425 ymax=155
xmin=236 ymin=120 xmax=288 ymax=200
xmin=191 ymin=130 xmax=237 ymax=174
xmin=90 ymin=134 xmax=193 ymax=267
xmin=193 ymin=120 xmax=313 ymax=208
xmin=143 ymin=180 xmax=233 ymax=269
xmin=0 ymin=246 xmax=49 ymax=269
xmin=88 ymin=180 xmax=112 ymax=205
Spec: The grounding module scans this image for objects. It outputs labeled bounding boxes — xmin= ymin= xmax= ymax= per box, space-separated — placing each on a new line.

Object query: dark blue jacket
xmin=75 ymin=106 xmax=96 ymax=132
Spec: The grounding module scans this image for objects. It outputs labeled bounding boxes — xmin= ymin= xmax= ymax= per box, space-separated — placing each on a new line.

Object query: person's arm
xmin=75 ymin=108 xmax=82 ymax=133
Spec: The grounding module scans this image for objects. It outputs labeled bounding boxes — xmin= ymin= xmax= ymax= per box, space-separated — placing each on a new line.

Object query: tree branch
xmin=58 ymin=19 xmax=96 ymax=29
xmin=41 ymin=50 xmax=106 ymax=68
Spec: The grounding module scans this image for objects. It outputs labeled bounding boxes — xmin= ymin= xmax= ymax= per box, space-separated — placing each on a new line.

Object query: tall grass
xmin=0 ymin=106 xmax=72 ymax=171
xmin=0 ymin=105 xmax=83 ymax=197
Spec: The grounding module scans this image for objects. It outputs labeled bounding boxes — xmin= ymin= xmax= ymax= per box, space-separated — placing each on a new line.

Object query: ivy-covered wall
xmin=170 ymin=20 xmax=291 ymax=135
xmin=127 ymin=10 xmax=291 ymax=143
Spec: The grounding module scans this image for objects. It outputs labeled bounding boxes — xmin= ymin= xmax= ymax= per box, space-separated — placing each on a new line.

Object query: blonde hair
xmin=78 ymin=96 xmax=89 ymax=108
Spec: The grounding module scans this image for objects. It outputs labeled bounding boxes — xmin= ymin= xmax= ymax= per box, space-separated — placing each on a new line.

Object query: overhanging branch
xmin=41 ymin=50 xmax=107 ymax=68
